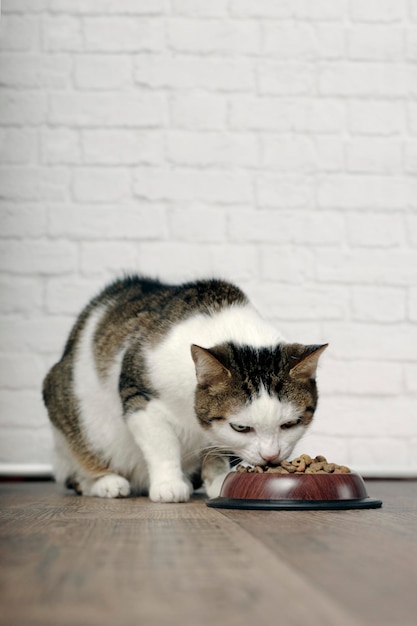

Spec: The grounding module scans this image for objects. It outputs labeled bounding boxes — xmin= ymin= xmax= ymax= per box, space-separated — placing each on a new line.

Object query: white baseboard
xmin=0 ymin=463 xmax=53 ymax=477
xmin=352 ymin=465 xmax=417 ymax=479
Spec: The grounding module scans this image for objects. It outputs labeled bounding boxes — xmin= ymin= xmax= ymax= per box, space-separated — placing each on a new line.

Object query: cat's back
xmin=60 ymin=275 xmax=249 ymax=358
xmin=95 ymin=275 xmax=248 ymax=330
xmin=89 ymin=275 xmax=246 ymax=316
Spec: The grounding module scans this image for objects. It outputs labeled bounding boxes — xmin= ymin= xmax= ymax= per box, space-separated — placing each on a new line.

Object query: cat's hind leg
xmin=51 ymin=425 xmax=131 ymax=498
xmin=78 ymin=474 xmax=131 ymax=498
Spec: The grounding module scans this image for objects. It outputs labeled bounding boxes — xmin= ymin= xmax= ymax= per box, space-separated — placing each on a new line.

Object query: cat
xmin=42 ymin=275 xmax=327 ymax=502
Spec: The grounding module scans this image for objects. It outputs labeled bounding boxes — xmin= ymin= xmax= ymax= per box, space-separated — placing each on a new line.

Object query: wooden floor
xmin=0 ymin=480 xmax=416 ymax=626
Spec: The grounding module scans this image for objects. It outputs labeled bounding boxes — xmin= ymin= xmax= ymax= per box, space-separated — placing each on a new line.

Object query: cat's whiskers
xmin=201 ymin=445 xmax=234 ymax=463
xmin=181 ymin=444 xmax=232 ymax=465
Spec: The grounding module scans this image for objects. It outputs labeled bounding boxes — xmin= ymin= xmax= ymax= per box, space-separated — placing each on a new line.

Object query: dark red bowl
xmin=207 ymin=471 xmax=382 ymax=510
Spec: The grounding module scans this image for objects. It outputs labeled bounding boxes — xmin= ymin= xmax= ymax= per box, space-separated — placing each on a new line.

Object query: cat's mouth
xmin=238 ymin=454 xmax=282 ymax=468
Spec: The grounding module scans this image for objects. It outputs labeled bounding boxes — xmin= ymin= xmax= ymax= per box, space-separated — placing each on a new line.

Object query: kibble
xmin=236 ymin=454 xmax=351 ymax=475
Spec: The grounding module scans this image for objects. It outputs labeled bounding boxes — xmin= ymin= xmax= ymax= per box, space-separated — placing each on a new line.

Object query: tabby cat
xmin=43 ymin=276 xmax=327 ymax=502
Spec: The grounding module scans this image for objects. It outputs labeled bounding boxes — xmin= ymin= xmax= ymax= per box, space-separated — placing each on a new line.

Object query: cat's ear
xmin=288 ymin=343 xmax=328 ymax=381
xmin=191 ymin=345 xmax=232 ymax=388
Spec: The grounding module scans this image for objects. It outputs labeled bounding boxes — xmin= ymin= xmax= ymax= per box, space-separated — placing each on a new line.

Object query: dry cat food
xmin=236 ymin=454 xmax=351 ymax=475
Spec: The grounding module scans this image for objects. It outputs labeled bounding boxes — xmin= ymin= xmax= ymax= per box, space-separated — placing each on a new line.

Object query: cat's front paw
xmin=149 ymin=478 xmax=192 ymax=503
xmin=205 ymin=473 xmax=228 ymax=499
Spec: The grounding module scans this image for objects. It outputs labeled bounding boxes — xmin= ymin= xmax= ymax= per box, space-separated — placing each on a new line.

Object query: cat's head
xmin=191 ymin=342 xmax=327 ymax=466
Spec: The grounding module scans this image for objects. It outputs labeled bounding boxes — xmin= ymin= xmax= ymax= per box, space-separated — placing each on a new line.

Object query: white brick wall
xmin=0 ymin=0 xmax=416 ymax=476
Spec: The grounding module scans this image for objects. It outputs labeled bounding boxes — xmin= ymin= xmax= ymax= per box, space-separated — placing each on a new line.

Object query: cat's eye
xmin=281 ymin=418 xmax=302 ymax=430
xmin=230 ymin=423 xmax=253 ymax=434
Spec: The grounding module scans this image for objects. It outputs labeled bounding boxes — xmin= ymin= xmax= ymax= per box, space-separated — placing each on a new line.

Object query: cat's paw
xmin=88 ymin=474 xmax=131 ymax=498
xmin=204 ymin=474 xmax=228 ymax=499
xmin=149 ymin=478 xmax=192 ymax=503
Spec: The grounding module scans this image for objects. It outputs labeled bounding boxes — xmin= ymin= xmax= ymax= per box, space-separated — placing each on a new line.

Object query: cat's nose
xmin=261 ymin=454 xmax=278 ymax=464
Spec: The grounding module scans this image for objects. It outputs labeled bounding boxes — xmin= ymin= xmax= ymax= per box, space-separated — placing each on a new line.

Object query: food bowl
xmin=207 ymin=471 xmax=382 ymax=510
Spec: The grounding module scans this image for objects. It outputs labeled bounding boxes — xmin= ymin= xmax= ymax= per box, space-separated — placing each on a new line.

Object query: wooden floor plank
xmin=218 ymin=480 xmax=417 ymax=626
xmin=1 ymin=481 xmax=416 ymax=626
xmin=1 ymin=483 xmax=359 ymax=626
